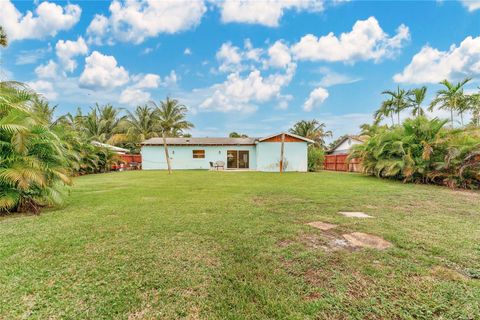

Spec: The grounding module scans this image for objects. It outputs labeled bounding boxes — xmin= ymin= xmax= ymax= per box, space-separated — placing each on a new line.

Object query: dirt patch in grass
xmin=306 ymin=221 xmax=337 ymax=230
xmin=430 ymin=266 xmax=469 ymax=281
xmin=298 ymin=232 xmax=355 ymax=252
xmin=342 ymin=232 xmax=392 ymax=250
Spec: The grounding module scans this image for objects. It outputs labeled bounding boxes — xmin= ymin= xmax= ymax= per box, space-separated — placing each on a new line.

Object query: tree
xmin=289 ymin=119 xmax=332 ymax=148
xmin=407 ymin=86 xmax=427 ymax=117
xmin=31 ymin=97 xmax=57 ymax=125
xmin=150 ymin=97 xmax=194 ymax=174
xmin=0 ymin=26 xmax=7 ymax=48
xmin=229 ymin=132 xmax=248 ymax=138
xmin=468 ymin=92 xmax=480 ymax=127
xmin=374 ymin=99 xmax=395 ymax=126
xmin=381 ymin=86 xmax=408 ymax=125
xmin=430 ymin=78 xmax=471 ymax=127
xmin=0 ymin=81 xmax=72 ymax=213
xmin=112 ymin=105 xmax=160 ymax=152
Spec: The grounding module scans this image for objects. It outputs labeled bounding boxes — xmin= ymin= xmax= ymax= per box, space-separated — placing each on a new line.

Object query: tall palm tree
xmin=374 ymin=99 xmax=395 ymax=126
xmin=468 ymin=92 xmax=480 ymax=127
xmin=430 ymin=78 xmax=471 ymax=127
xmin=32 ymin=97 xmax=57 ymax=125
xmin=0 ymin=26 xmax=8 ymax=82
xmin=381 ymin=86 xmax=409 ymax=125
xmin=0 ymin=26 xmax=7 ymax=48
xmin=112 ymin=105 xmax=160 ymax=151
xmin=289 ymin=119 xmax=332 ymax=148
xmin=407 ymin=86 xmax=427 ymax=117
xmin=150 ymin=97 xmax=194 ymax=174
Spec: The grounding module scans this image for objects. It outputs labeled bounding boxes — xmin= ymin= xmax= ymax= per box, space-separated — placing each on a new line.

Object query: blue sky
xmin=1 ymin=0 xmax=479 ymax=138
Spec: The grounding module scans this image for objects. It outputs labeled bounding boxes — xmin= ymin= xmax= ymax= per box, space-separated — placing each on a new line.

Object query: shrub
xmin=308 ymin=146 xmax=324 ymax=172
xmin=350 ymin=116 xmax=480 ymax=189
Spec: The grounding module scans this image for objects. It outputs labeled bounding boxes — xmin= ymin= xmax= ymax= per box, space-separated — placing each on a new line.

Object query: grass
xmin=1 ymin=170 xmax=479 ymax=319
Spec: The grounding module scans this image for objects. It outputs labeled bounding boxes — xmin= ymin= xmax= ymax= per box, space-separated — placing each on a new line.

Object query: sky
xmin=1 ymin=0 xmax=479 ymax=139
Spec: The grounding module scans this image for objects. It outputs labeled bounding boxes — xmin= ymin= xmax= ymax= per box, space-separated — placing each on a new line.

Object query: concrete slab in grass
xmin=338 ymin=211 xmax=373 ymax=218
xmin=307 ymin=221 xmax=338 ymax=231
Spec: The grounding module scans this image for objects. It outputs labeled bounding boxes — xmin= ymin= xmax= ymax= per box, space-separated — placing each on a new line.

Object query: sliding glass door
xmin=227 ymin=150 xmax=249 ymax=169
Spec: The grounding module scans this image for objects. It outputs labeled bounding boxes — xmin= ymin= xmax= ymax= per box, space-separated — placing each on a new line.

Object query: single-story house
xmin=141 ymin=132 xmax=313 ymax=172
xmin=324 ymin=135 xmax=366 ymax=172
xmin=328 ymin=135 xmax=365 ymax=155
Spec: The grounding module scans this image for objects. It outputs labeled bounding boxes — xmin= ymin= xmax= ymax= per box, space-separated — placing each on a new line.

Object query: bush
xmin=308 ymin=146 xmax=324 ymax=172
xmin=350 ymin=116 xmax=480 ymax=189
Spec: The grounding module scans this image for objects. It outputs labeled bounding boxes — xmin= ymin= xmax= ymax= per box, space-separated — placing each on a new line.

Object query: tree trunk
xmin=397 ymin=112 xmax=400 ymax=125
xmin=460 ymin=112 xmax=464 ymax=126
xmin=450 ymin=109 xmax=454 ymax=128
xmin=162 ymin=132 xmax=172 ymax=174
xmin=280 ymin=133 xmax=285 ymax=174
xmin=391 ymin=114 xmax=394 ymax=127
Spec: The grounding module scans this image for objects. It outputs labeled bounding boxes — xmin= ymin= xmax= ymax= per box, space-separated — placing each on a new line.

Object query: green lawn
xmin=1 ymin=171 xmax=479 ymax=319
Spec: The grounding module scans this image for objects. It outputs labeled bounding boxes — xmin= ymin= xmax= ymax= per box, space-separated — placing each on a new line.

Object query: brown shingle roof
xmin=142 ymin=137 xmax=257 ymax=146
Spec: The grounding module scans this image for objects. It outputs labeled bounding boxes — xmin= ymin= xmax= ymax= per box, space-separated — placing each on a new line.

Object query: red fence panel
xmin=324 ymin=154 xmax=361 ymax=172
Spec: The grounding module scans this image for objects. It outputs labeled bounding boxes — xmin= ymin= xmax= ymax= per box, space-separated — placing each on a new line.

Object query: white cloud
xmin=394 ymin=36 xmax=480 ymax=84
xmin=218 ymin=0 xmax=324 ymax=27
xmin=163 ymin=70 xmax=178 ymax=86
xmin=86 ymin=14 xmax=110 ymax=45
xmin=86 ymin=0 xmax=206 ymax=44
xmin=315 ymin=67 xmax=361 ymax=87
xmin=216 ymin=42 xmax=243 ymax=72
xmin=35 ymin=60 xmax=61 ymax=79
xmin=291 ymin=17 xmax=410 ymax=63
xmin=132 ymin=73 xmax=161 ymax=89
xmin=199 ymin=63 xmax=296 ymax=113
xmin=267 ymin=40 xmax=292 ymax=68
xmin=27 ymin=80 xmax=58 ymax=100
xmin=119 ymin=87 xmax=151 ymax=105
xmin=15 ymin=45 xmax=52 ymax=65
xmin=79 ymin=51 xmax=129 ymax=90
xmin=0 ymin=0 xmax=81 ymax=41
xmin=184 ymin=48 xmax=192 ymax=55
xmin=303 ymin=87 xmax=329 ymax=111
xmin=460 ymin=0 xmax=480 ymax=11
xmin=55 ymin=37 xmax=89 ymax=72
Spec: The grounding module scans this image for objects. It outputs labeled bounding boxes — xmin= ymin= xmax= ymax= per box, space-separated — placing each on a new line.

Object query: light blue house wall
xmin=256 ymin=142 xmax=308 ymax=172
xmin=142 ymin=145 xmax=257 ymax=170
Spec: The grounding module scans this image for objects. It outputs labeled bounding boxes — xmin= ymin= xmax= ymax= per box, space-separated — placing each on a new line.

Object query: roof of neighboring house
xmin=141 ymin=132 xmax=314 ymax=146
xmin=328 ymin=135 xmax=366 ymax=153
xmin=92 ymin=141 xmax=129 ymax=153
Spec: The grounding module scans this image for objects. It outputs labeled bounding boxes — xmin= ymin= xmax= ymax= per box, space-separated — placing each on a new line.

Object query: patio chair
xmin=215 ymin=160 xmax=225 ymax=170
xmin=209 ymin=161 xmax=215 ymax=170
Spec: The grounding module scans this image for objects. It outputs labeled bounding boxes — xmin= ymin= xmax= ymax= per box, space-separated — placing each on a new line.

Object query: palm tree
xmin=430 ymin=78 xmax=471 ymax=127
xmin=289 ymin=119 xmax=332 ymax=148
xmin=150 ymin=97 xmax=194 ymax=174
xmin=407 ymin=86 xmax=427 ymax=117
xmin=0 ymin=26 xmax=8 ymax=82
xmin=381 ymin=86 xmax=409 ymax=125
xmin=0 ymin=81 xmax=72 ymax=213
xmin=374 ymin=99 xmax=395 ymax=126
xmin=0 ymin=26 xmax=7 ymax=48
xmin=32 ymin=97 xmax=57 ymax=124
xmin=468 ymin=92 xmax=480 ymax=127
xmin=112 ymin=105 xmax=160 ymax=151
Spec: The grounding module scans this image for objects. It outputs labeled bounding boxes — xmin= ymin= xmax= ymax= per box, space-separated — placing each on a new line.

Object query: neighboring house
xmin=328 ymin=136 xmax=365 ymax=155
xmin=324 ymin=135 xmax=366 ymax=172
xmin=141 ymin=132 xmax=313 ymax=172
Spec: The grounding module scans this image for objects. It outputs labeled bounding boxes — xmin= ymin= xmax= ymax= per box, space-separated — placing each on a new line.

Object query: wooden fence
xmin=324 ymin=154 xmax=361 ymax=172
